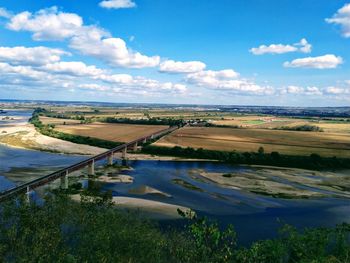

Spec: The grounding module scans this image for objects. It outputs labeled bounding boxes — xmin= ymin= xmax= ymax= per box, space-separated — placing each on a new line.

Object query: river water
xmin=0 ymin=110 xmax=349 ymax=245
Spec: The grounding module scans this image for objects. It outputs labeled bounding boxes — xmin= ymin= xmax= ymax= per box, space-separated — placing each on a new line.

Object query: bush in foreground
xmin=0 ymin=193 xmax=349 ymax=262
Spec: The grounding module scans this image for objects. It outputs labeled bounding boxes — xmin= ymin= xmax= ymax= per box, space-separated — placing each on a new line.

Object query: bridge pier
xmin=143 ymin=138 xmax=147 ymax=144
xmin=151 ymin=134 xmax=154 ymax=139
xmin=107 ymin=153 xmax=114 ymax=166
xmin=26 ymin=186 xmax=30 ymax=203
xmin=133 ymin=142 xmax=138 ymax=152
xmin=122 ymin=147 xmax=127 ymax=159
xmin=88 ymin=160 xmax=95 ymax=176
xmin=60 ymin=171 xmax=69 ymax=189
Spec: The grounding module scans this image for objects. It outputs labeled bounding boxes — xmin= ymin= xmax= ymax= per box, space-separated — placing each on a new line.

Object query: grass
xmin=154 ymin=126 xmax=350 ymax=158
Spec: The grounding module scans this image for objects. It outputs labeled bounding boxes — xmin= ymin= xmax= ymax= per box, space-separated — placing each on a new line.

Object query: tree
xmin=258 ymin=146 xmax=265 ymax=155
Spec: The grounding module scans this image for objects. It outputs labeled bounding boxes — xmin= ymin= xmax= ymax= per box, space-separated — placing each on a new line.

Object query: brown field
xmin=55 ymin=123 xmax=169 ymax=142
xmin=211 ymin=116 xmax=350 ymax=133
xmin=154 ymin=127 xmax=350 ymax=158
xmin=40 ymin=116 xmax=81 ymax=125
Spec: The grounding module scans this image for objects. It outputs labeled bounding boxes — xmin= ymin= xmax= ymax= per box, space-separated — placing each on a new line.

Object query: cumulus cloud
xmin=159 ymin=60 xmax=206 ymax=73
xmin=281 ymin=85 xmax=322 ymax=95
xmin=70 ymin=31 xmax=160 ymax=68
xmin=326 ymin=3 xmax=350 ymax=38
xmin=282 ymin=85 xmax=305 ymax=94
xmin=7 ymin=7 xmax=83 ymax=41
xmin=0 ymin=62 xmax=48 ymax=81
xmin=0 ymin=46 xmax=68 ymax=66
xmin=250 ymin=38 xmax=312 ymax=55
xmin=99 ymin=0 xmax=136 ymax=9
xmin=6 ymin=6 xmax=159 ymax=68
xmin=42 ymin=62 xmax=104 ymax=77
xmin=281 ymin=85 xmax=350 ymax=96
xmin=325 ymin=86 xmax=350 ymax=95
xmin=283 ymin=54 xmax=343 ymax=69
xmin=0 ymin=56 xmax=186 ymax=97
xmin=186 ymin=69 xmax=274 ymax=95
xmin=0 ymin=7 xmax=12 ymax=18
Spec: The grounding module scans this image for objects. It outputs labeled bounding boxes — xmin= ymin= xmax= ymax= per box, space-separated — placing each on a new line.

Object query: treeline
xmin=1 ymin=193 xmax=349 ymax=262
xmin=142 ymin=145 xmax=350 ymax=170
xmin=30 ymin=108 xmax=122 ymax=149
xmin=103 ymin=117 xmax=185 ymax=127
xmin=275 ymin=125 xmax=324 ymax=132
xmin=38 ymin=109 xmax=186 ymax=127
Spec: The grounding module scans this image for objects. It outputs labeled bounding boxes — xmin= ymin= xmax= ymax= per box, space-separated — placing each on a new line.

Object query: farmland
xmin=210 ymin=115 xmax=350 ymax=133
xmin=33 ymin=106 xmax=350 ymax=158
xmin=54 ymin=123 xmax=169 ymax=143
xmin=40 ymin=116 xmax=81 ymax=125
xmin=154 ymin=126 xmax=350 ymax=158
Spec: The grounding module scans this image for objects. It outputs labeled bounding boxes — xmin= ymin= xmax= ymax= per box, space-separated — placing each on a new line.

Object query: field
xmin=35 ymin=107 xmax=350 ymax=158
xmin=154 ymin=127 xmax=350 ymax=158
xmin=40 ymin=116 xmax=81 ymax=125
xmin=54 ymin=123 xmax=169 ymax=143
xmin=40 ymin=107 xmax=238 ymax=121
xmin=211 ymin=116 xmax=350 ymax=133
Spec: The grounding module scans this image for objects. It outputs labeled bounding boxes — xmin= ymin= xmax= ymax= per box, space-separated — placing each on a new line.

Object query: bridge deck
xmin=0 ymin=125 xmax=178 ymax=202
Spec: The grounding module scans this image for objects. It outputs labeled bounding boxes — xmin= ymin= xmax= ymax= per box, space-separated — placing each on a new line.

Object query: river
xmin=0 ymin=110 xmax=349 ymax=245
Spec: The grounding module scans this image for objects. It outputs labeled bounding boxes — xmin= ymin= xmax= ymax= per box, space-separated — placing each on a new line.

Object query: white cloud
xmin=304 ymin=86 xmax=322 ymax=95
xmin=99 ymin=73 xmax=187 ymax=94
xmin=0 ymin=55 xmax=186 ymax=97
xmin=281 ymin=85 xmax=350 ymax=96
xmin=70 ymin=31 xmax=160 ymax=68
xmin=99 ymin=0 xmax=136 ymax=9
xmin=159 ymin=60 xmax=206 ymax=73
xmin=0 ymin=7 xmax=12 ymax=18
xmin=186 ymin=69 xmax=273 ymax=95
xmin=282 ymin=85 xmax=305 ymax=94
xmin=0 ymin=46 xmax=68 ymax=66
xmin=325 ymin=86 xmax=350 ymax=95
xmin=326 ymin=3 xmax=350 ymax=38
xmin=6 ymin=7 xmax=159 ymax=68
xmin=281 ymin=85 xmax=323 ymax=95
xmin=283 ymin=54 xmax=343 ymax=69
xmin=250 ymin=38 xmax=312 ymax=55
xmin=42 ymin=62 xmax=104 ymax=77
xmin=295 ymin=38 xmax=312 ymax=53
xmin=7 ymin=7 xmax=83 ymax=41
xmin=0 ymin=62 xmax=47 ymax=80
xmin=78 ymin=83 xmax=110 ymax=91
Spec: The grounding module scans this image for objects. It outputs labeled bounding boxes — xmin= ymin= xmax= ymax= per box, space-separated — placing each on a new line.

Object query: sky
xmin=0 ymin=0 xmax=349 ymax=106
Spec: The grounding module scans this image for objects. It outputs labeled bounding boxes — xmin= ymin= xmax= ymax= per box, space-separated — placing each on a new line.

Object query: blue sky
xmin=0 ymin=0 xmax=349 ymax=106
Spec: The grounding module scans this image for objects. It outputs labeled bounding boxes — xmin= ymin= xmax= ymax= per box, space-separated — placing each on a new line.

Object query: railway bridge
xmin=0 ymin=125 xmax=178 ymax=202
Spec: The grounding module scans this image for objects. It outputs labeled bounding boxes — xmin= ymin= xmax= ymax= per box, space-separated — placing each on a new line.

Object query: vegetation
xmin=275 ymin=124 xmax=324 ymax=132
xmin=142 ymin=145 xmax=350 ymax=170
xmin=0 ymin=193 xmax=349 ymax=262
xmin=102 ymin=117 xmax=185 ymax=127
xmin=30 ymin=108 xmax=122 ymax=149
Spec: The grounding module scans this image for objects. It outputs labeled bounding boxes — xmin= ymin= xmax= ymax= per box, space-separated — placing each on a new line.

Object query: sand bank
xmin=128 ymin=185 xmax=171 ymax=198
xmin=0 ymin=123 xmax=105 ymax=155
xmin=71 ymin=194 xmax=193 ymax=219
xmin=191 ymin=168 xmax=350 ymax=199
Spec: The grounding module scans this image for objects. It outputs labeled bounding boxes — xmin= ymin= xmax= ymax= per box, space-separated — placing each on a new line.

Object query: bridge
xmin=0 ymin=125 xmax=178 ymax=202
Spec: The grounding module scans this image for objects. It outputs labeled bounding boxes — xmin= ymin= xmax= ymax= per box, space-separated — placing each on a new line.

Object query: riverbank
xmin=0 ymin=123 xmax=105 ymax=155
xmin=71 ymin=194 xmax=193 ymax=219
xmin=0 ymin=118 xmax=214 ymax=160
